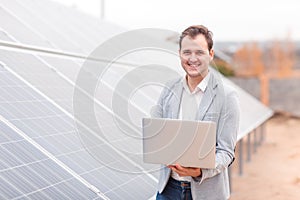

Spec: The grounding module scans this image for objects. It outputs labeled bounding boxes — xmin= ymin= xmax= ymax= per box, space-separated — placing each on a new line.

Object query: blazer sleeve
xmin=150 ymin=87 xmax=166 ymax=118
xmin=150 ymin=78 xmax=179 ymax=118
xmin=193 ymin=89 xmax=240 ymax=184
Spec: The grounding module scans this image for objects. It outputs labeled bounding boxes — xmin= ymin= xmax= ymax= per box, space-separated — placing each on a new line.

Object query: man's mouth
xmin=187 ymin=63 xmax=201 ymax=69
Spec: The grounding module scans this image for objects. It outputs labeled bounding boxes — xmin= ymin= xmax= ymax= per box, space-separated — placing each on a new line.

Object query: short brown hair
xmin=179 ymin=25 xmax=213 ymax=51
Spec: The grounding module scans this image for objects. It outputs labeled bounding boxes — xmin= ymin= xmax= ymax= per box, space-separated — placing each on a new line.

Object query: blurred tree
xmin=266 ymin=37 xmax=295 ymax=77
xmin=230 ymin=36 xmax=296 ymax=106
xmin=212 ymin=59 xmax=235 ymax=77
xmin=232 ymin=42 xmax=264 ymax=77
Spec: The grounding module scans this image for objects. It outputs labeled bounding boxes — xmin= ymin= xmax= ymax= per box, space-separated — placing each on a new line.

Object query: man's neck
xmin=186 ymin=71 xmax=208 ymax=92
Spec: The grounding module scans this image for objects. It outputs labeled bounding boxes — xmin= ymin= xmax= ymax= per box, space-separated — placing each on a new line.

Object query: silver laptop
xmin=142 ymin=118 xmax=216 ymax=168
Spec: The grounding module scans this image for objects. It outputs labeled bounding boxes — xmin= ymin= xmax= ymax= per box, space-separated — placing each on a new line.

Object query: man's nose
xmin=189 ymin=53 xmax=198 ymax=62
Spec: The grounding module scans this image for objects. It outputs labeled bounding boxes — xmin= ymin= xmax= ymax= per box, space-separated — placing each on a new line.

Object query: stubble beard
xmin=184 ymin=64 xmax=208 ymax=79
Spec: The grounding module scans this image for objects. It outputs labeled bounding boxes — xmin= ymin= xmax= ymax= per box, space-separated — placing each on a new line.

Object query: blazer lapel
xmin=196 ymin=73 xmax=218 ymax=120
xmin=170 ymin=81 xmax=183 ymax=119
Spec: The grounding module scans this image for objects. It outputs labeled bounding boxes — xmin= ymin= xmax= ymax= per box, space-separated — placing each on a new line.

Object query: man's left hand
xmin=168 ymin=164 xmax=202 ymax=177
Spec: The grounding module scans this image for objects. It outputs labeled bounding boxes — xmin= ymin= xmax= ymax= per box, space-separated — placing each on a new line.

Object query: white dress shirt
xmin=171 ymin=72 xmax=210 ymax=182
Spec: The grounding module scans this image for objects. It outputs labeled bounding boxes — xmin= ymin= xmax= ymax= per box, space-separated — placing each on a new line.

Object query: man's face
xmin=179 ymin=34 xmax=214 ymax=79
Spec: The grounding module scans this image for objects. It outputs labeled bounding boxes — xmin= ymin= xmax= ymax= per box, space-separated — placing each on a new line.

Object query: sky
xmin=54 ymin=0 xmax=300 ymax=42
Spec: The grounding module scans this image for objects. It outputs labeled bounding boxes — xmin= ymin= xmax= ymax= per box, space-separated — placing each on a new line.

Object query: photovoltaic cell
xmin=0 ymin=120 xmax=99 ymax=199
xmin=0 ymin=5 xmax=54 ymax=49
xmin=1 ymin=0 xmax=108 ymax=54
xmin=0 ymin=57 xmax=157 ymax=199
xmin=0 ymin=48 xmax=153 ymax=154
xmin=0 ymin=29 xmax=14 ymax=42
xmin=0 ymin=0 xmax=86 ymax=54
xmin=0 ymin=49 xmax=75 ymax=113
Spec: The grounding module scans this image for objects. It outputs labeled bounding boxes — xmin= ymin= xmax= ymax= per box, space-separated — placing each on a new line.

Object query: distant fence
xmin=230 ymin=77 xmax=300 ymax=117
xmin=228 ymin=75 xmax=300 ymax=191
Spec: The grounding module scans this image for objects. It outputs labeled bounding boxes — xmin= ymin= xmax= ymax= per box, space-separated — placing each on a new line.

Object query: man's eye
xmin=196 ymin=51 xmax=205 ymax=55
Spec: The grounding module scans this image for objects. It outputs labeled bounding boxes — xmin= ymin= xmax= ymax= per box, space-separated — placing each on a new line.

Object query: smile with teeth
xmin=188 ymin=63 xmax=201 ymax=69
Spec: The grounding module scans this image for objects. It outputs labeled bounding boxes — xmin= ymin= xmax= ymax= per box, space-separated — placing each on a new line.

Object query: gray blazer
xmin=151 ymin=71 xmax=240 ymax=200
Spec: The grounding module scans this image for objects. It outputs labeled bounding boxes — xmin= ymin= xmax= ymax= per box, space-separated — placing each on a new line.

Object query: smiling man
xmin=152 ymin=25 xmax=240 ymax=200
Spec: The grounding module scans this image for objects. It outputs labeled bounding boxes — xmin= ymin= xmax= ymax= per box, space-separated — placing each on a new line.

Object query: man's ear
xmin=209 ymin=49 xmax=214 ymax=61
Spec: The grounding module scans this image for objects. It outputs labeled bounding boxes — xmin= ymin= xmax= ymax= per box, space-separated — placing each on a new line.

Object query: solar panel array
xmin=0 ymin=0 xmax=273 ymax=199
xmin=0 ymin=65 xmax=102 ymax=199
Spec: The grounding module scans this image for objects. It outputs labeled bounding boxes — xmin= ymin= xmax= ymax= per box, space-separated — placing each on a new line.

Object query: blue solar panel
xmin=0 ymin=54 xmax=157 ymax=199
xmin=0 ymin=120 xmax=99 ymax=199
xmin=0 ymin=28 xmax=14 ymax=42
xmin=0 ymin=4 xmax=55 ymax=49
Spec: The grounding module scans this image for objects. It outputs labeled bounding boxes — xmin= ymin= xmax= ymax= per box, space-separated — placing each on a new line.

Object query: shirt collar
xmin=182 ymin=71 xmax=210 ymax=94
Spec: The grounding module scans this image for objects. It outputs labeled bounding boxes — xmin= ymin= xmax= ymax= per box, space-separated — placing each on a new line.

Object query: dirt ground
xmin=230 ymin=114 xmax=300 ymax=200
